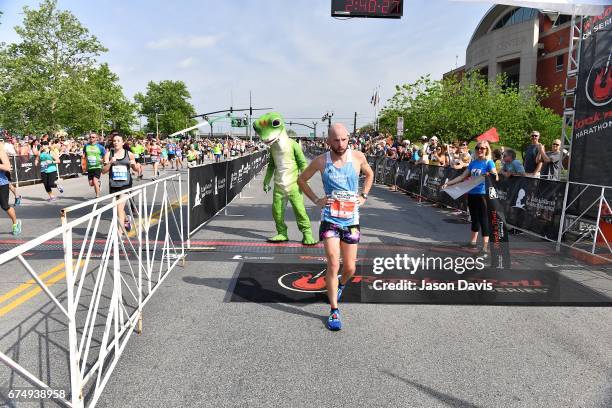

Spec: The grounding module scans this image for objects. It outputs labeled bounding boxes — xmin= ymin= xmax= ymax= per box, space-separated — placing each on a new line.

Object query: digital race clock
xmin=331 ymin=0 xmax=403 ymax=19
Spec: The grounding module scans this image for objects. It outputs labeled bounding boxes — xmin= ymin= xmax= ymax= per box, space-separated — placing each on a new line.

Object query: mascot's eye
xmin=272 ymin=119 xmax=281 ymax=128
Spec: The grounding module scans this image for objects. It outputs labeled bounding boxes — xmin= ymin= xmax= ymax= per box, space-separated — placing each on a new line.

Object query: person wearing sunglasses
xmin=443 ymin=142 xmax=498 ymax=255
xmin=523 ymin=131 xmax=543 ymax=177
xmin=538 ymin=139 xmax=564 ymax=180
xmin=451 ymin=142 xmax=470 ymax=170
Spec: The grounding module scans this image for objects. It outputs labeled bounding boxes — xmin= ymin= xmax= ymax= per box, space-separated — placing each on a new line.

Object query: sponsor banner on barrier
xmin=14 ymin=155 xmax=40 ymax=183
xmin=366 ymin=155 xmax=378 ymax=175
xmin=486 ymin=176 xmax=511 ymax=269
xmin=189 ymin=161 xmax=226 ymax=233
xmin=374 ymin=157 xmax=386 ymax=183
xmin=383 ymin=158 xmax=397 ymax=185
xmin=58 ymin=154 xmax=81 ymax=177
xmin=421 ymin=164 xmax=449 ymax=203
xmin=189 ymin=150 xmax=268 ymax=234
xmin=227 ymin=155 xmax=250 ymax=203
xmin=495 ymin=176 xmax=565 ymax=240
xmin=374 ymin=160 xmax=564 ymax=240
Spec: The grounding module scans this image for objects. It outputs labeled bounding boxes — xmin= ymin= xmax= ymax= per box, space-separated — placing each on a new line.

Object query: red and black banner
xmin=570 ymin=6 xmax=612 ymax=186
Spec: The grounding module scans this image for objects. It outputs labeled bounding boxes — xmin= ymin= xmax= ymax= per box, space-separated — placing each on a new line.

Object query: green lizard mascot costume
xmin=253 ymin=112 xmax=317 ymax=245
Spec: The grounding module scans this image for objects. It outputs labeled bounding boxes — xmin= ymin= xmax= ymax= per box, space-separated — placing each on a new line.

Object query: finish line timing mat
xmin=190 ymin=240 xmax=611 ymax=306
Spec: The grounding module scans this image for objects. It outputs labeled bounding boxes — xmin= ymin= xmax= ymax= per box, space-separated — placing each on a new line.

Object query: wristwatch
xmin=360 ymin=193 xmax=368 ymax=199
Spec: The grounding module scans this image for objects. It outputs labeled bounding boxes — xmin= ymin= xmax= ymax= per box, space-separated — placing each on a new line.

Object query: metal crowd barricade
xmin=0 ymin=174 xmax=185 ymax=407
xmin=557 ymin=181 xmax=612 ymax=260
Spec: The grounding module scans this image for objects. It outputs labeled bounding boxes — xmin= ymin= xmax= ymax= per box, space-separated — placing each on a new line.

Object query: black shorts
xmin=137 ymin=156 xmax=145 ymax=164
xmin=0 ymin=184 xmax=10 ymax=211
xmin=5 ymin=171 xmax=11 ymax=182
xmin=109 ymin=184 xmax=132 ymax=194
xmin=168 ymin=153 xmax=176 ymax=160
xmin=87 ymin=169 xmax=102 ymax=180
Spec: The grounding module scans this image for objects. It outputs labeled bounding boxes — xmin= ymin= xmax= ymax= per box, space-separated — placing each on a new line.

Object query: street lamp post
xmin=321 ymin=112 xmax=334 ymax=130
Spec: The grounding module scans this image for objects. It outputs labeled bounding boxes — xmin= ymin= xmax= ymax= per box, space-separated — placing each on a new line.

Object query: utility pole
xmin=313 ymin=122 xmax=317 ymax=139
xmin=353 ymin=112 xmax=357 ymax=136
xmin=155 ymin=112 xmax=165 ymax=139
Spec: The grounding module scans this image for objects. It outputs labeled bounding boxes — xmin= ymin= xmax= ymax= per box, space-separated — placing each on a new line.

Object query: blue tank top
xmin=0 ymin=157 xmax=8 ymax=186
xmin=321 ymin=150 xmax=359 ymax=226
xmin=40 ymin=152 xmax=57 ymax=173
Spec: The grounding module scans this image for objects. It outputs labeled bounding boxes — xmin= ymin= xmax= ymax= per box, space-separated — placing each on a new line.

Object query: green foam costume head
xmin=253 ymin=112 xmax=287 ymax=146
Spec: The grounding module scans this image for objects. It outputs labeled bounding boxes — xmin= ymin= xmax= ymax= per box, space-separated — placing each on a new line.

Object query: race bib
xmin=111 ymin=165 xmax=129 ymax=181
xmin=87 ymin=156 xmax=98 ymax=166
xmin=329 ymin=190 xmax=358 ymax=219
xmin=40 ymin=161 xmax=49 ymax=172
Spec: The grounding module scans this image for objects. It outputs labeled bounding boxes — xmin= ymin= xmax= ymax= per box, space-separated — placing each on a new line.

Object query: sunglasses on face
xmin=531 ymin=135 xmax=539 ymax=138
xmin=476 ymin=146 xmax=487 ymax=151
xmin=552 ymin=143 xmax=560 ymax=146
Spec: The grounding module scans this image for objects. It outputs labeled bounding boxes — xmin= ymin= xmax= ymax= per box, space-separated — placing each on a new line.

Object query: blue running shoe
xmin=14 ymin=196 xmax=22 ymax=206
xmin=58 ymin=185 xmax=64 ymax=194
xmin=337 ymin=283 xmax=345 ymax=302
xmin=327 ymin=309 xmax=342 ymax=331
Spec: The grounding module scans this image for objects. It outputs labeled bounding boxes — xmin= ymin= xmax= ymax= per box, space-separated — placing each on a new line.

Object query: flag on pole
xmin=477 ymin=127 xmax=500 ymax=143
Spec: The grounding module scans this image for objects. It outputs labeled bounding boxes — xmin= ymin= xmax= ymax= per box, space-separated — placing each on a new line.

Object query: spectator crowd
xmin=304 ymin=129 xmax=568 ymax=181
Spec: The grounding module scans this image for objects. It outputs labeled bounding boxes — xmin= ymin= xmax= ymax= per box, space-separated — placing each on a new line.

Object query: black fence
xmin=188 ymin=150 xmax=268 ymax=235
xmin=369 ymin=157 xmax=566 ymax=241
xmin=7 ymin=154 xmax=84 ymax=185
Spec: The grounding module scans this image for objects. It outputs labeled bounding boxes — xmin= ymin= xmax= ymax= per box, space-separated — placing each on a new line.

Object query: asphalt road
xmin=0 ymin=159 xmax=611 ymax=407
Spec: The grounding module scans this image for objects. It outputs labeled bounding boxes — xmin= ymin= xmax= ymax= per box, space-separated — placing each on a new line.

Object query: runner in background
xmin=213 ymin=141 xmax=222 ymax=163
xmin=149 ymin=140 xmax=161 ymax=179
xmin=160 ymin=143 xmax=168 ymax=170
xmin=102 ymin=134 xmax=139 ymax=232
xmin=37 ymin=143 xmax=64 ymax=202
xmin=175 ymin=142 xmax=184 ymax=170
xmin=82 ymin=132 xmax=106 ymax=198
xmin=131 ymin=139 xmax=146 ymax=180
xmin=186 ymin=145 xmax=199 ymax=168
xmin=0 ymin=141 xmax=21 ymax=235
xmin=167 ymin=140 xmax=177 ymax=170
xmin=298 ymin=123 xmax=374 ymax=331
xmin=0 ymin=139 xmax=22 ymax=206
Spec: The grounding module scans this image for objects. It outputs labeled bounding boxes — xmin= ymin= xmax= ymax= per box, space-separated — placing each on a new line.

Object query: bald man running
xmin=298 ymin=124 xmax=374 ymax=331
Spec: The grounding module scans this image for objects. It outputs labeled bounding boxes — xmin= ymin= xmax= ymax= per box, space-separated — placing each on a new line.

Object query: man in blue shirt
xmin=501 ymin=149 xmax=525 ymax=178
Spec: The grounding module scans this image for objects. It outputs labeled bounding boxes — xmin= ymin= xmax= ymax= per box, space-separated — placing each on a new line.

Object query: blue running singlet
xmin=321 ymin=150 xmax=359 ymax=227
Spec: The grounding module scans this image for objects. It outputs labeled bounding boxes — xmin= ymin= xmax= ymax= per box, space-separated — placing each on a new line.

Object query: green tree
xmin=378 ymin=71 xmax=562 ymax=150
xmin=0 ymin=0 xmax=108 ymax=134
xmin=134 ymin=80 xmax=197 ymax=137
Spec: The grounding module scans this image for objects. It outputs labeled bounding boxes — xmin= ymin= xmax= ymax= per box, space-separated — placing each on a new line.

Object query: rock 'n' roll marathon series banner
xmin=188 ymin=150 xmax=268 ymax=234
xmin=568 ymin=6 xmax=612 ymax=219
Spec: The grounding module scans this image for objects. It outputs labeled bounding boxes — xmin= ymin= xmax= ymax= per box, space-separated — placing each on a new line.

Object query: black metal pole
xmin=353 ymin=112 xmax=357 ymax=136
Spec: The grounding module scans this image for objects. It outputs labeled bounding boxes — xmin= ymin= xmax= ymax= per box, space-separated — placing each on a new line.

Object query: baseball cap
xmin=430 ymin=136 xmax=439 ymax=142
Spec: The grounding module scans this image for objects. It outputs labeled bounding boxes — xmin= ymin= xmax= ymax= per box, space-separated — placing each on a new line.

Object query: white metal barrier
xmin=0 ymin=174 xmax=185 ymax=407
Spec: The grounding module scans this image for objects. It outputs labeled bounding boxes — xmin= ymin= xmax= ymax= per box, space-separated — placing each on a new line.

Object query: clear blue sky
xmin=0 ymin=0 xmax=491 ymax=134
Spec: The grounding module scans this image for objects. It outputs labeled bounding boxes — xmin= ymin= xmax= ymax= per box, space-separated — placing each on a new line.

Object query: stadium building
xmin=444 ymin=5 xmax=574 ymax=114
